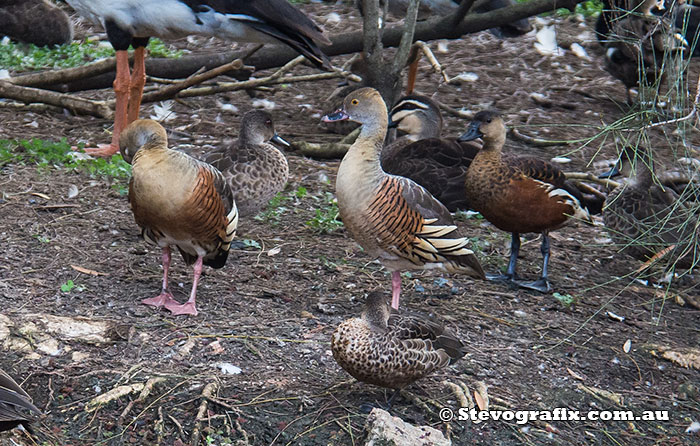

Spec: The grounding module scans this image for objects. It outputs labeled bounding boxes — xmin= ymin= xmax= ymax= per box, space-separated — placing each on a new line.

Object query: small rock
xmin=364 ymin=408 xmax=451 ymax=446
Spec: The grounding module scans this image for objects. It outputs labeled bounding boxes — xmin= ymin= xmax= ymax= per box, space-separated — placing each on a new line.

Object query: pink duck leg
xmin=142 ymin=247 xmax=180 ymax=308
xmin=164 ymin=256 xmax=202 ymax=316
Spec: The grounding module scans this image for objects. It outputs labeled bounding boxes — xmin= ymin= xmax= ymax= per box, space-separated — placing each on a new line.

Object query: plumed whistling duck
xmin=331 ymin=291 xmax=465 ymax=408
xmin=597 ymin=0 xmax=687 ymax=102
xmin=599 ymin=147 xmax=699 ymax=269
xmin=0 ymin=369 xmax=41 ymax=433
xmin=382 ymin=94 xmax=480 ymax=212
xmin=323 ymin=87 xmax=484 ymax=310
xmin=120 ymin=119 xmax=238 ymax=316
xmin=65 ymin=0 xmax=331 ymax=157
xmin=205 ymin=110 xmax=290 ymax=217
xmin=461 ymin=111 xmax=592 ymax=293
xmin=0 ymin=0 xmax=73 ymax=46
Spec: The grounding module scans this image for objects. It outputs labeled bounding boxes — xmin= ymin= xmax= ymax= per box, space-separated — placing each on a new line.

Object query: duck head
xmin=599 ymin=147 xmax=654 ymax=185
xmin=458 ymin=110 xmax=506 ymax=147
xmin=361 ymin=291 xmax=391 ymax=329
xmin=240 ymin=110 xmax=290 ymax=148
xmin=389 ymin=94 xmax=443 ymax=141
xmin=119 ymin=119 xmax=168 ymax=164
xmin=321 ymin=87 xmax=388 ymax=128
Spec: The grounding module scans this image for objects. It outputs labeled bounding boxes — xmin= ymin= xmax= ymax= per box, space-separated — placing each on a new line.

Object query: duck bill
xmin=271 ymin=133 xmax=290 ymax=148
xmin=599 ymin=164 xmax=620 ymax=179
xmin=322 ymin=109 xmax=350 ymax=122
xmin=458 ymin=123 xmax=483 ymax=142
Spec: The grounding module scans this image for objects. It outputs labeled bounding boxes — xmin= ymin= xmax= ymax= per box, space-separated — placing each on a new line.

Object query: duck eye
xmin=266 ymin=120 xmax=271 ymax=125
xmin=486 ymin=118 xmax=492 ymax=123
xmin=351 ymin=99 xmax=359 ymax=105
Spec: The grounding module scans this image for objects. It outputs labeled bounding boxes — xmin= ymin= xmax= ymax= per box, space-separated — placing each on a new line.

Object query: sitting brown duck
xmin=331 ymin=291 xmax=465 ymax=408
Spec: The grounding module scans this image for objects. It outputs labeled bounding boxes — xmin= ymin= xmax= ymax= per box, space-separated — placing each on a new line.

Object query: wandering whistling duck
xmin=120 ymin=119 xmax=239 ymax=316
xmin=205 ymin=110 xmax=290 ymax=217
xmin=331 ymin=291 xmax=465 ymax=408
xmin=0 ymin=369 xmax=41 ymax=433
xmin=65 ymin=0 xmax=332 ymax=157
xmin=382 ymin=94 xmax=480 ymax=212
xmin=461 ymin=111 xmax=592 ymax=293
xmin=0 ymin=0 xmax=73 ymax=46
xmin=599 ymin=147 xmax=699 ymax=269
xmin=323 ymin=87 xmax=484 ymax=310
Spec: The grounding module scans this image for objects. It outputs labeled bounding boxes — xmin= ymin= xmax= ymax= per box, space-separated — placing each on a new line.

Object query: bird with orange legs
xmin=65 ymin=0 xmax=331 ymax=157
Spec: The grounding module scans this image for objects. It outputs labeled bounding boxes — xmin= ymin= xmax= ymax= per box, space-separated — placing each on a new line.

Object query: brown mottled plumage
xmin=600 ymin=147 xmax=699 ymax=269
xmin=601 ymin=0 xmax=687 ymax=101
xmin=205 ymin=110 xmax=290 ymax=217
xmin=323 ymin=87 xmax=484 ymax=310
xmin=382 ymin=94 xmax=480 ymax=212
xmin=331 ymin=291 xmax=465 ymax=397
xmin=120 ymin=119 xmax=238 ymax=316
xmin=0 ymin=369 xmax=41 ymax=433
xmin=0 ymin=0 xmax=73 ymax=46
xmin=461 ymin=110 xmax=591 ymax=292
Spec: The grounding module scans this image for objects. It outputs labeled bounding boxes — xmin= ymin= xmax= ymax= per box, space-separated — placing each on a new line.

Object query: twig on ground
xmin=509 ymin=128 xmax=571 ymax=147
xmin=191 ymin=380 xmax=220 ymax=446
xmin=443 ymin=381 xmax=470 ymax=408
xmin=564 ymin=172 xmax=620 ymax=189
xmin=8 ymin=57 xmax=117 ymax=87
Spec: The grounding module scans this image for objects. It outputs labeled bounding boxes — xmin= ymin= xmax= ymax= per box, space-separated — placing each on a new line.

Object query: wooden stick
xmin=8 ymin=57 xmax=117 ymax=88
xmin=191 ymin=381 xmax=219 ymax=446
xmin=0 ymin=81 xmax=112 ymax=118
xmin=565 ymin=172 xmax=620 ymax=188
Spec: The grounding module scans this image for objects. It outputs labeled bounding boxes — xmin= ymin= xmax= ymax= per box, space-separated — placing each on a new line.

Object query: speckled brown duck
xmin=205 ymin=110 xmax=290 ymax=217
xmin=600 ymin=0 xmax=688 ymax=101
xmin=0 ymin=0 xmax=73 ymax=46
xmin=331 ymin=291 xmax=465 ymax=406
xmin=323 ymin=87 xmax=485 ymax=310
xmin=461 ymin=110 xmax=592 ymax=293
xmin=382 ymin=94 xmax=480 ymax=212
xmin=0 ymin=368 xmax=41 ymax=432
xmin=120 ymin=119 xmax=238 ymax=316
xmin=600 ymin=147 xmax=699 ymax=269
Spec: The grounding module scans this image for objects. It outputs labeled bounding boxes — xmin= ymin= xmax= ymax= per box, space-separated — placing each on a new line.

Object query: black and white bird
xmin=64 ymin=0 xmax=332 ymax=156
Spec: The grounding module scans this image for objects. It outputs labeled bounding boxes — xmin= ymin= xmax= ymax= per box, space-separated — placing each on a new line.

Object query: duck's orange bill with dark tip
xmin=322 ymin=110 xmax=350 ymax=122
xmin=458 ymin=123 xmax=482 ymax=142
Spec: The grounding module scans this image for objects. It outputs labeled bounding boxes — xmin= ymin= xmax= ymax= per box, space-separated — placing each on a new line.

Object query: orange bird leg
xmin=391 ymin=270 xmax=402 ymax=310
xmin=142 ymin=247 xmax=180 ymax=308
xmin=126 ymin=46 xmax=147 ymax=124
xmin=405 ymin=57 xmax=420 ymax=95
xmin=165 ymin=256 xmax=202 ymax=316
xmin=84 ymin=50 xmax=131 ymax=157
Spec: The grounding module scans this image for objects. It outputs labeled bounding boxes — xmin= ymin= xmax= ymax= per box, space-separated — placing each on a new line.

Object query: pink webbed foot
xmin=141 ymin=291 xmax=179 ymax=308
xmin=164 ymin=300 xmax=198 ymax=316
xmin=82 ymin=143 xmax=120 ymax=158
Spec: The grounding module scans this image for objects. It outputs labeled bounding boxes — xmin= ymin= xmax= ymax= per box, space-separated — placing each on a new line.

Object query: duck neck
xmin=478 ymin=133 xmax=506 ymax=159
xmin=337 ymin=119 xmax=387 ymax=203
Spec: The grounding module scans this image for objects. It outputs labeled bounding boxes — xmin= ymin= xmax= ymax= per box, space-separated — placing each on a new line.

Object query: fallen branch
xmin=565 ymin=172 xmax=620 ymax=189
xmin=191 ymin=381 xmax=219 ymax=446
xmin=8 ymin=57 xmax=117 ymax=88
xmin=0 ymin=81 xmax=112 ymax=118
xmin=292 ymin=141 xmax=350 ymax=159
xmin=509 ymin=128 xmax=571 ymax=147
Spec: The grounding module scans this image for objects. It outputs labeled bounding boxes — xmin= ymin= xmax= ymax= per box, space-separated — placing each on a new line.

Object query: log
xmin=0 ymin=81 xmax=112 ymax=118
xmin=18 ymin=0 xmax=584 ymax=93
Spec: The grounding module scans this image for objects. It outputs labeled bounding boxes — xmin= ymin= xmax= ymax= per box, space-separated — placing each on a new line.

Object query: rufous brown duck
xmin=461 ymin=110 xmax=592 ymax=292
xmin=120 ymin=119 xmax=238 ymax=316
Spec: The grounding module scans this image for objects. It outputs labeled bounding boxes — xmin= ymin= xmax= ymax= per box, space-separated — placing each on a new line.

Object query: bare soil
xmin=1 ymin=3 xmax=699 ymax=446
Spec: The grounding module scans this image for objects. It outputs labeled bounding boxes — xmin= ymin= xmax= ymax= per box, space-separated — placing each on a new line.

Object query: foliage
xmin=305 ymin=192 xmax=343 ymax=234
xmin=0 ymin=38 xmax=181 ymax=71
xmin=0 ymin=138 xmax=131 ymax=194
xmin=60 ymin=279 xmax=84 ymax=293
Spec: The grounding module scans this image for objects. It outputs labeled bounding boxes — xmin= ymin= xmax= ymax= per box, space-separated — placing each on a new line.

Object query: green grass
xmin=0 ymin=38 xmax=182 ymax=71
xmin=0 ymin=138 xmax=131 ymax=194
xmin=305 ymin=192 xmax=343 ymax=234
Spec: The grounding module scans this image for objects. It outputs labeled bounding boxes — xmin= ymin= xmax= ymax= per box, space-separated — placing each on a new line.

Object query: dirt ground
xmin=1 ymin=2 xmax=699 ymax=446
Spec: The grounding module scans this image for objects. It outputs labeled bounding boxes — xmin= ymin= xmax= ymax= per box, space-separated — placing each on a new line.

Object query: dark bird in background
xmin=64 ymin=0 xmax=332 ymax=157
xmin=0 ymin=0 xmax=73 ymax=46
xmin=331 ymin=291 xmax=465 ymax=408
xmin=0 ymin=369 xmax=41 ymax=433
